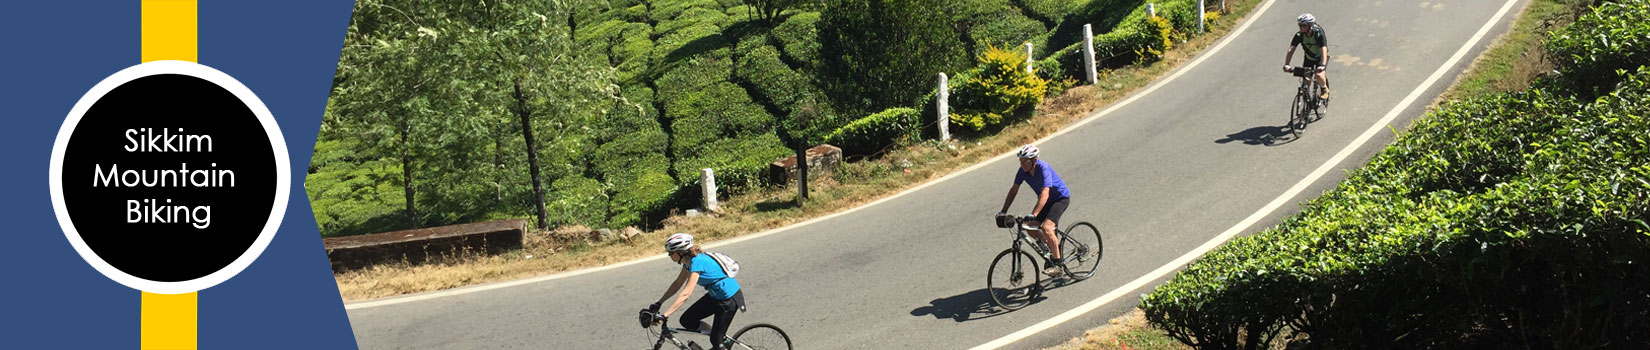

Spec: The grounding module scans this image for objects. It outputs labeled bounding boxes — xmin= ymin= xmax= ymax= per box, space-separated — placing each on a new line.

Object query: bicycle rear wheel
xmin=987 ymin=248 xmax=1041 ymax=310
xmin=730 ymin=323 xmax=792 ymax=350
xmin=1058 ymin=222 xmax=1104 ymax=280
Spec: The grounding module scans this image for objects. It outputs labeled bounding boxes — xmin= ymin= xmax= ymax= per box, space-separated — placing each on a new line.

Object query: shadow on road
xmin=911 ymin=288 xmax=1020 ymax=322
xmin=912 ymin=276 xmax=1087 ymax=322
xmin=1215 ymin=124 xmax=1298 ymax=146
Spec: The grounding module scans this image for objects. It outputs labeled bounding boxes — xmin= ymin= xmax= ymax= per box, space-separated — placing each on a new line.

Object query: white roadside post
xmin=1024 ymin=42 xmax=1035 ymax=73
xmin=1083 ymin=24 xmax=1097 ymax=85
xmin=1148 ymin=3 xmax=1156 ymax=17
xmin=700 ymin=168 xmax=719 ymax=212
xmin=938 ymin=72 xmax=950 ymax=141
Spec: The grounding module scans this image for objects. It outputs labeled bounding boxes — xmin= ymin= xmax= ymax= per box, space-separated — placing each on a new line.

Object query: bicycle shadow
xmin=911 ymin=277 xmax=1085 ymax=322
xmin=1215 ymin=124 xmax=1299 ymax=146
xmin=910 ymin=288 xmax=1022 ymax=322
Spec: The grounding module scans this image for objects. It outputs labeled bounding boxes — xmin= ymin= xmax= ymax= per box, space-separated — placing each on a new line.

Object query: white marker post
xmin=700 ymin=168 xmax=718 ymax=212
xmin=938 ymin=73 xmax=950 ymax=141
xmin=1024 ymin=42 xmax=1035 ymax=73
xmin=1083 ymin=24 xmax=1097 ymax=84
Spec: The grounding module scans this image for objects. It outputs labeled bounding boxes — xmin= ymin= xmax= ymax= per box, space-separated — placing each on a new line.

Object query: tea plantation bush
xmin=1141 ymin=4 xmax=1650 ymax=347
xmin=824 ymin=107 xmax=921 ymax=156
xmin=1547 ymin=0 xmax=1650 ymax=98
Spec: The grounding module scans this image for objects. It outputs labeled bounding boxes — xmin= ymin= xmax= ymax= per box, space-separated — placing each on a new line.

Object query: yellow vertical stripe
xmin=141 ymin=292 xmax=198 ymax=349
xmin=140 ymin=2 xmax=199 ymax=347
xmin=141 ymin=0 xmax=197 ymax=62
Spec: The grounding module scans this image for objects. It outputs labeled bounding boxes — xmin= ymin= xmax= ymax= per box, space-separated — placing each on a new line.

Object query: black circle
xmin=60 ymin=74 xmax=277 ymax=282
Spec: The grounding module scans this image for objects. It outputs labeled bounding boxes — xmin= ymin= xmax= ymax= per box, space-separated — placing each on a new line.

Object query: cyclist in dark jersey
xmin=1285 ymin=13 xmax=1330 ymax=100
xmin=999 ymin=145 xmax=1072 ymax=276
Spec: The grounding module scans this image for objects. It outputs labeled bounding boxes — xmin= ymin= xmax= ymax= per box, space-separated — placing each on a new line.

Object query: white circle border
xmin=48 ymin=60 xmax=292 ymax=294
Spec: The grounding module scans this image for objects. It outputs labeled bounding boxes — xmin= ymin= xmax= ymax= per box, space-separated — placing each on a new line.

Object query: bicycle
xmin=986 ymin=214 xmax=1104 ymax=310
xmin=637 ymin=310 xmax=793 ymax=350
xmin=1285 ymin=65 xmax=1328 ymax=137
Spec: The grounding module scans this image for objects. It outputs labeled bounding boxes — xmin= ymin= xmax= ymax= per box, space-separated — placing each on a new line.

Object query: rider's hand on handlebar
xmin=1283 ymin=65 xmax=1292 ymax=73
xmin=648 ymin=302 xmax=661 ymax=313
xmin=1316 ymin=65 xmax=1326 ymax=73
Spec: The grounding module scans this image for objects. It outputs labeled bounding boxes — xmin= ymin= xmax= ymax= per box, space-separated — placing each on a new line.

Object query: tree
xmin=742 ymin=0 xmax=808 ymax=24
xmin=318 ymin=0 xmax=619 ymax=234
xmin=817 ymin=0 xmax=971 ymax=115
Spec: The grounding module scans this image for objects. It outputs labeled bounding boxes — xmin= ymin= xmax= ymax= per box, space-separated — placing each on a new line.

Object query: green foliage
xmin=966 ymin=6 xmax=1049 ymax=57
xmin=817 ymin=0 xmax=972 ymax=115
xmin=306 ymin=138 xmax=407 ymax=237
xmin=772 ymin=12 xmax=822 ymax=69
xmin=824 ymin=107 xmax=921 ymax=155
xmin=317 ymin=0 xmax=620 ymax=235
xmin=1141 ymin=9 xmax=1650 ymax=347
xmin=547 ymin=175 xmax=609 ymax=227
xmin=656 ymin=7 xmax=731 ymax=35
xmin=1017 ymin=0 xmax=1075 ymax=23
xmin=652 ymin=22 xmax=727 ymax=64
xmin=951 ymin=45 xmax=1049 ymax=132
xmin=677 ymin=134 xmax=793 ymax=192
xmin=1547 ymin=0 xmax=1650 ymax=98
xmin=651 ymin=0 xmax=720 ymax=21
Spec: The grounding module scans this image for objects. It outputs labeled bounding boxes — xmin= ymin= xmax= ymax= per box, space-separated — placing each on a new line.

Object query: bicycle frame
xmin=648 ymin=323 xmax=748 ymax=350
xmin=1006 ymin=217 xmax=1063 ymax=260
xmin=1292 ymin=66 xmax=1321 ymax=108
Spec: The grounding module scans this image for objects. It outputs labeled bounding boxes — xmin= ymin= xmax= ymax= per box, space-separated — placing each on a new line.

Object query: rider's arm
xmin=1001 ymin=184 xmax=1020 ymax=213
xmin=1030 ymin=187 xmax=1051 ymax=217
xmin=1319 ymin=45 xmax=1328 ymax=69
xmin=1285 ymin=34 xmax=1300 ymax=70
xmin=662 ymin=269 xmax=699 ymax=317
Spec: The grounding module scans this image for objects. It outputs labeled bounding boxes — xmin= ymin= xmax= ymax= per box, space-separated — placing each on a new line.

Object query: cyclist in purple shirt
xmin=998 ymin=145 xmax=1072 ymax=276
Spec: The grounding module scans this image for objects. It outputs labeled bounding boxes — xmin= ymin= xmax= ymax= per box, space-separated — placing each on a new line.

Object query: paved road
xmin=344 ymin=0 xmax=1527 ymax=348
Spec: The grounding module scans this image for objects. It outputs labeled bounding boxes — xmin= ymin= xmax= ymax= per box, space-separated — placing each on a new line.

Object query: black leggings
xmin=680 ymin=290 xmax=744 ymax=349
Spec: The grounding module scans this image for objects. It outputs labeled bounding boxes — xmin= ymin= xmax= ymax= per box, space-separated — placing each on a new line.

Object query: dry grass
xmin=1432 ymin=0 xmax=1590 ymax=105
xmin=335 ymin=1 xmax=1260 ymax=302
xmin=1045 ymin=310 xmax=1189 ymax=350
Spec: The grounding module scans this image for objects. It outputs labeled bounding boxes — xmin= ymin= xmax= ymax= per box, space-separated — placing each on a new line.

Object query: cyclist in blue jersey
xmin=998 ymin=145 xmax=1073 ymax=276
xmin=648 ymin=233 xmax=745 ymax=350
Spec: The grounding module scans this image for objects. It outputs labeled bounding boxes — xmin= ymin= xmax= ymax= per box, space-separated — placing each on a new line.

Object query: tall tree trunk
xmin=515 ymin=80 xmax=551 ymax=230
xmin=400 ymin=121 xmax=416 ymax=228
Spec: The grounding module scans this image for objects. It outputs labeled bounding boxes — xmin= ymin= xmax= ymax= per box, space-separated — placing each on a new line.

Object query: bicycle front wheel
xmin=730 ymin=323 xmax=792 ymax=350
xmin=987 ymin=248 xmax=1042 ymax=310
xmin=1059 ymin=222 xmax=1104 ymax=280
xmin=1289 ymin=93 xmax=1308 ymax=136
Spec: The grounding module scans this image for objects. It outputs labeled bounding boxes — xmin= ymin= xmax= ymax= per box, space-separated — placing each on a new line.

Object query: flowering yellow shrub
xmin=951 ymin=44 xmax=1049 ymax=132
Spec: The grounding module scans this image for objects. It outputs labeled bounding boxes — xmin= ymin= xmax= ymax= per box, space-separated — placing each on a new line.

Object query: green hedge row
xmin=1547 ymin=0 xmax=1650 ymax=98
xmin=824 ymin=107 xmax=921 ymax=155
xmin=773 ymin=12 xmax=822 ymax=70
xmin=1140 ymin=4 xmax=1650 ymax=347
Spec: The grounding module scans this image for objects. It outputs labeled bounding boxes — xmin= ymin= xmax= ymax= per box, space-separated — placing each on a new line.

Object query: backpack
xmin=705 ymin=251 xmax=740 ymax=278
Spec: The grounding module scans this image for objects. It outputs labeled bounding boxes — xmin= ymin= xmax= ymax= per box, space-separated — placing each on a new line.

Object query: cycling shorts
xmin=1034 ymin=197 xmax=1070 ymax=225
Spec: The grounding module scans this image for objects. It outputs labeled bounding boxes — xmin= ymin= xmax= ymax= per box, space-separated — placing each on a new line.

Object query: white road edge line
xmin=968 ymin=0 xmax=1521 ymax=348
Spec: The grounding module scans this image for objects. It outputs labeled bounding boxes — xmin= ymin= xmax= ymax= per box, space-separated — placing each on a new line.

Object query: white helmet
xmin=1015 ymin=144 xmax=1040 ymax=159
xmin=664 ymin=233 xmax=694 ymax=252
xmin=1297 ymin=13 xmax=1315 ymax=25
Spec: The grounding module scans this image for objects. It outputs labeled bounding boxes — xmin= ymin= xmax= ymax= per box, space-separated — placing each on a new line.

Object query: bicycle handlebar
xmin=639 ymin=309 xmax=667 ymax=328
